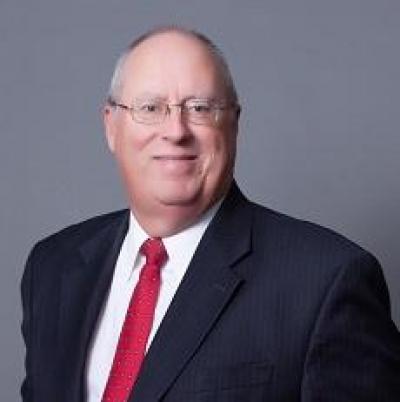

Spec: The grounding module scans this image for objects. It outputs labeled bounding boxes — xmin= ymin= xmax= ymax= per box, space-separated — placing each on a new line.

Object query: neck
xmin=129 ymin=177 xmax=234 ymax=237
xmin=130 ymin=183 xmax=232 ymax=238
xmin=130 ymin=200 xmax=215 ymax=238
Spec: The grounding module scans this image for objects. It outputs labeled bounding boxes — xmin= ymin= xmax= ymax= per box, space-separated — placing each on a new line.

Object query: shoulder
xmin=222 ymin=184 xmax=375 ymax=268
xmin=248 ymin=199 xmax=371 ymax=261
xmin=241 ymin=197 xmax=391 ymax=315
xmin=27 ymin=209 xmax=129 ymax=263
xmin=240 ymin=198 xmax=383 ymax=295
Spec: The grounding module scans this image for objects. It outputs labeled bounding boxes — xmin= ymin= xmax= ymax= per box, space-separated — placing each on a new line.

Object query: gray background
xmin=1 ymin=0 xmax=399 ymax=399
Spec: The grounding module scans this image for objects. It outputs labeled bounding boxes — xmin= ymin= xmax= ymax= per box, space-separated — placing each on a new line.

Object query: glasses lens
xmin=133 ymin=100 xmax=166 ymax=124
xmin=185 ymin=100 xmax=218 ymax=125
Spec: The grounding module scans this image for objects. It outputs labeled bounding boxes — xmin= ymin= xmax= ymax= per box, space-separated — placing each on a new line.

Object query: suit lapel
xmin=130 ymin=184 xmax=253 ymax=401
xmin=57 ymin=211 xmax=129 ymax=402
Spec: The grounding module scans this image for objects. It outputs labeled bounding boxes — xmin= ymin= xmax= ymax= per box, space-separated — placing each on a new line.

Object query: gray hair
xmin=107 ymin=26 xmax=239 ymax=104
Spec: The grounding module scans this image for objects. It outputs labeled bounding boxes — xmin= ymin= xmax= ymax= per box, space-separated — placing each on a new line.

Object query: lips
xmin=153 ymin=154 xmax=198 ymax=176
xmin=153 ymin=155 xmax=197 ymax=161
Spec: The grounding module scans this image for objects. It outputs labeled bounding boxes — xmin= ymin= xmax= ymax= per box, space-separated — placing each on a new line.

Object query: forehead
xmin=119 ymin=32 xmax=227 ymax=99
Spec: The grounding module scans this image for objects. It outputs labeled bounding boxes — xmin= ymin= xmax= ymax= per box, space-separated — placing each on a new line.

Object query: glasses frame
xmin=107 ymin=97 xmax=240 ymax=126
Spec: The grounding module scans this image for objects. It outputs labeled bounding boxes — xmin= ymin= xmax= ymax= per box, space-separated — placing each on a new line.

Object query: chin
xmin=155 ymin=184 xmax=202 ymax=207
xmin=157 ymin=192 xmax=200 ymax=207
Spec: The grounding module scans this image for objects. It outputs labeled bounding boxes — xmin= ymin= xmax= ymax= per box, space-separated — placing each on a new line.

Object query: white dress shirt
xmin=86 ymin=202 xmax=221 ymax=402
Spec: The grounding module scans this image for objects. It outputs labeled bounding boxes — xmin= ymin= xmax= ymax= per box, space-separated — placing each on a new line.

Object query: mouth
xmin=153 ymin=155 xmax=197 ymax=161
xmin=152 ymin=154 xmax=198 ymax=176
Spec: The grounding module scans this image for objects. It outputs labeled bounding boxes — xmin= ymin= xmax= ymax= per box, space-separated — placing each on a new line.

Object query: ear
xmin=103 ymin=104 xmax=116 ymax=153
xmin=231 ymin=105 xmax=241 ymax=137
xmin=236 ymin=105 xmax=241 ymax=121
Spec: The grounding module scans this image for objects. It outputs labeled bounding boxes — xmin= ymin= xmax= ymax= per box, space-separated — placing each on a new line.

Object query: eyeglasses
xmin=107 ymin=97 xmax=239 ymax=126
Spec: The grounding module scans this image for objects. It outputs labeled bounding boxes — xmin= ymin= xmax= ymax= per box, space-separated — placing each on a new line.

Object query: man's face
xmin=104 ymin=32 xmax=238 ymax=232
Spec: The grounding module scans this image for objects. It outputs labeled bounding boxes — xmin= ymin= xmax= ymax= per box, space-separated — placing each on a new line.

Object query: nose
xmin=161 ymin=105 xmax=191 ymax=143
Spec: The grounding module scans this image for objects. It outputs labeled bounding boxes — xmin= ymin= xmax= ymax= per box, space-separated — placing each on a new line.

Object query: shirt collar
xmin=125 ymin=200 xmax=223 ymax=280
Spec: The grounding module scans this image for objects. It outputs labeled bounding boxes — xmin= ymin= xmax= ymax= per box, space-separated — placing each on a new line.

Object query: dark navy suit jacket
xmin=21 ymin=183 xmax=400 ymax=401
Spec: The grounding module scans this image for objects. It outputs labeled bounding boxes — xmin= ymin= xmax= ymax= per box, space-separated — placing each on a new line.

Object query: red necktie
xmin=102 ymin=238 xmax=167 ymax=402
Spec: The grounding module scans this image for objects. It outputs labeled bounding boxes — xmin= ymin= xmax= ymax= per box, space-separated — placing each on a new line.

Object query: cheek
xmin=116 ymin=124 xmax=151 ymax=156
xmin=203 ymin=132 xmax=233 ymax=168
xmin=114 ymin=129 xmax=152 ymax=176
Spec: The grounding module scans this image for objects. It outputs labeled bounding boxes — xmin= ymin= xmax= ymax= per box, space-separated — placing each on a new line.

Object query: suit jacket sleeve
xmin=301 ymin=251 xmax=400 ymax=401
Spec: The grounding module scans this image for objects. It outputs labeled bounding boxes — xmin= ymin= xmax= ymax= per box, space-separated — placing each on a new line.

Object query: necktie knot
xmin=140 ymin=237 xmax=167 ymax=267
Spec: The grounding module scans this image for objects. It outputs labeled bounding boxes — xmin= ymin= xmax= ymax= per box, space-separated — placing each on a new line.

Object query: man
xmin=21 ymin=27 xmax=400 ymax=402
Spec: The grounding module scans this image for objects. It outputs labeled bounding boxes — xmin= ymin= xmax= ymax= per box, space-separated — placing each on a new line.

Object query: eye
xmin=135 ymin=100 xmax=164 ymax=114
xmin=188 ymin=102 xmax=213 ymax=114
xmin=194 ymin=104 xmax=211 ymax=113
xmin=140 ymin=103 xmax=160 ymax=113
